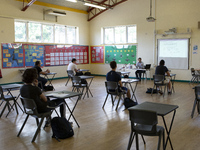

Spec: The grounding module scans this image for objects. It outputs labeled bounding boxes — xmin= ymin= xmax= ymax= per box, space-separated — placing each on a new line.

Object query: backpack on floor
xmin=146 ymin=88 xmax=157 ymax=94
xmin=84 ymin=72 xmax=91 ymax=76
xmin=44 ymin=85 xmax=54 ymax=91
xmin=124 ymin=97 xmax=138 ymax=109
xmin=51 ymin=117 xmax=74 ymax=141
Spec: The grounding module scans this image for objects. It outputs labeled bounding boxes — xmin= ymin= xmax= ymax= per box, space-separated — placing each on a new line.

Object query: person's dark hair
xmin=138 ymin=57 xmax=141 ymax=60
xmin=72 ymin=58 xmax=76 ymax=62
xmin=35 ymin=61 xmax=40 ymax=66
xmin=110 ymin=61 xmax=117 ymax=69
xmin=22 ymin=68 xmax=38 ymax=83
xmin=160 ymin=59 xmax=165 ymax=66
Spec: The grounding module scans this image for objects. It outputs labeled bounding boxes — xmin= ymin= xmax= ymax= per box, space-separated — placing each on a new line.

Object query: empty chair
xmin=72 ymin=76 xmax=88 ymax=99
xmin=191 ymin=86 xmax=200 ymax=118
xmin=127 ymin=109 xmax=165 ymax=150
xmin=65 ymin=70 xmax=75 ymax=86
xmin=190 ymin=68 xmax=200 ymax=84
xmin=151 ymin=75 xmax=168 ymax=97
xmin=0 ymin=86 xmax=17 ymax=118
xmin=17 ymin=97 xmax=52 ymax=142
xmin=103 ymin=81 xmax=125 ymax=110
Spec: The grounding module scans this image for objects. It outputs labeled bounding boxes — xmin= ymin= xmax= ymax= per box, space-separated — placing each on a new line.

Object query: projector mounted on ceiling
xmin=165 ymin=28 xmax=177 ymax=34
xmin=146 ymin=0 xmax=156 ymax=22
xmin=45 ymin=9 xmax=66 ymax=16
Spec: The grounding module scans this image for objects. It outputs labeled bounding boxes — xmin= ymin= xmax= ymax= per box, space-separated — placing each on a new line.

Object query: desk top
xmin=45 ymin=90 xmax=82 ymax=98
xmin=79 ymin=69 xmax=89 ymax=72
xmin=2 ymin=84 xmax=23 ymax=90
xmin=121 ymin=78 xmax=139 ymax=83
xmin=79 ymin=75 xmax=94 ymax=79
xmin=132 ymin=68 xmax=146 ymax=71
xmin=120 ymin=71 xmax=131 ymax=75
xmin=129 ymin=102 xmax=178 ymax=116
xmin=45 ymin=72 xmax=57 ymax=75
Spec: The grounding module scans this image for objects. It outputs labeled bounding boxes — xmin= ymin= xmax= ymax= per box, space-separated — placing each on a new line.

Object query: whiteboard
xmin=158 ymin=39 xmax=189 ymax=70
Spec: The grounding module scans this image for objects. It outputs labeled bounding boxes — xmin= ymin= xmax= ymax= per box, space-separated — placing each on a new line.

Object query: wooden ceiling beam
xmin=21 ymin=0 xmax=37 ymax=11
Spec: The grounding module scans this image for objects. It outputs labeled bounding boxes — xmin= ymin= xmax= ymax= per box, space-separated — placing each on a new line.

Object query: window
xmin=15 ymin=22 xmax=26 ymax=42
xmin=43 ymin=24 xmax=54 ymax=43
xmin=55 ymin=25 xmax=66 ymax=43
xmin=103 ymin=25 xmax=137 ymax=44
xmin=14 ymin=20 xmax=78 ymax=44
xmin=28 ymin=22 xmax=42 ymax=42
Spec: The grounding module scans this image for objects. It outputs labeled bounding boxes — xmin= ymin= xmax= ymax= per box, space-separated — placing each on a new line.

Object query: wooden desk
xmin=45 ymin=90 xmax=82 ymax=127
xmin=129 ymin=102 xmax=179 ymax=150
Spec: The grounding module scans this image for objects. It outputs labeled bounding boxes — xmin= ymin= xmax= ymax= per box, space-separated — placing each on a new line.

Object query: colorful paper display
xmin=90 ymin=46 xmax=104 ymax=64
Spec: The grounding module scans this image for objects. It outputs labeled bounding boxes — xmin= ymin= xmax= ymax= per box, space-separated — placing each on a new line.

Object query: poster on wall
xmin=90 ymin=46 xmax=104 ymax=64
xmin=2 ymin=43 xmax=24 ymax=68
xmin=23 ymin=44 xmax=44 ymax=67
xmin=45 ymin=45 xmax=89 ymax=66
xmin=105 ymin=45 xmax=137 ymax=64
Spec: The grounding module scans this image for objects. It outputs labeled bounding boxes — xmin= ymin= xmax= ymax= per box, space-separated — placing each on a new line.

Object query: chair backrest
xmin=145 ymin=64 xmax=151 ymax=70
xmin=72 ymin=76 xmax=82 ymax=86
xmin=67 ymin=70 xmax=74 ymax=78
xmin=105 ymin=81 xmax=119 ymax=95
xmin=128 ymin=109 xmax=158 ymax=134
xmin=195 ymin=86 xmax=200 ymax=100
xmin=153 ymin=75 xmax=165 ymax=83
xmin=20 ymin=97 xmax=39 ymax=116
xmin=191 ymin=68 xmax=195 ymax=75
xmin=0 ymin=86 xmax=4 ymax=99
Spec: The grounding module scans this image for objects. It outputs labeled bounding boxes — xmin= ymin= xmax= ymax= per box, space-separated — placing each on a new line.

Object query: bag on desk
xmin=84 ymin=72 xmax=91 ymax=76
xmin=51 ymin=117 xmax=74 ymax=141
xmin=124 ymin=97 xmax=138 ymax=109
xmin=44 ymin=85 xmax=54 ymax=91
xmin=124 ymin=75 xmax=129 ymax=78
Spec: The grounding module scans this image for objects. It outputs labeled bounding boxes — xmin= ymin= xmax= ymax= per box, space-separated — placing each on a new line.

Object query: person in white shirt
xmin=134 ymin=57 xmax=145 ymax=81
xmin=67 ymin=58 xmax=81 ymax=75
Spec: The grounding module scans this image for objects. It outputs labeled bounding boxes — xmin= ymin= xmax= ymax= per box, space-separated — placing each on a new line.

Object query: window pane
xmin=104 ymin=28 xmax=114 ymax=44
xmin=43 ymin=24 xmax=53 ymax=43
xmin=28 ymin=22 xmax=42 ymax=42
xmin=115 ymin=26 xmax=126 ymax=43
xmin=55 ymin=25 xmax=65 ymax=43
xmin=128 ymin=26 xmax=137 ymax=43
xmin=15 ymin=22 xmax=26 ymax=42
xmin=66 ymin=27 xmax=76 ymax=44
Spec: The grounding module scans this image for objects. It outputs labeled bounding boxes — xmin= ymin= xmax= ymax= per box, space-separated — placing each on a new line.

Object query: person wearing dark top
xmin=20 ymin=68 xmax=66 ymax=124
xmin=106 ymin=61 xmax=131 ymax=98
xmin=155 ymin=59 xmax=172 ymax=94
xmin=33 ymin=61 xmax=49 ymax=89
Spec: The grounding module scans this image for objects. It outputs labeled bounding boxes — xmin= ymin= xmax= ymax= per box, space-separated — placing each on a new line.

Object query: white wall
xmin=89 ymin=0 xmax=200 ymax=81
xmin=0 ymin=0 xmax=90 ymax=84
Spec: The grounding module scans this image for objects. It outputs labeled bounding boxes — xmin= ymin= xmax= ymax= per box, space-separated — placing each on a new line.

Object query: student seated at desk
xmin=155 ymin=59 xmax=172 ymax=94
xmin=106 ymin=61 xmax=131 ymax=98
xmin=67 ymin=58 xmax=83 ymax=76
xmin=134 ymin=57 xmax=145 ymax=81
xmin=20 ymin=68 xmax=66 ymax=125
xmin=33 ymin=61 xmax=49 ymax=89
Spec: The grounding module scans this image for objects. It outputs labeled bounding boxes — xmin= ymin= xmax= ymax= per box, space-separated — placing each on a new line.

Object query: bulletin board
xmin=23 ymin=44 xmax=44 ymax=67
xmin=90 ymin=46 xmax=104 ymax=64
xmin=2 ymin=43 xmax=24 ymax=68
xmin=105 ymin=45 xmax=137 ymax=64
xmin=45 ymin=45 xmax=89 ymax=66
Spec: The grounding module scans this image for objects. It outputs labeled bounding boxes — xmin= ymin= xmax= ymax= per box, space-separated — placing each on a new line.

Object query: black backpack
xmin=124 ymin=97 xmax=138 ymax=109
xmin=84 ymin=72 xmax=91 ymax=75
xmin=51 ymin=117 xmax=74 ymax=141
xmin=44 ymin=85 xmax=54 ymax=91
xmin=146 ymin=88 xmax=157 ymax=94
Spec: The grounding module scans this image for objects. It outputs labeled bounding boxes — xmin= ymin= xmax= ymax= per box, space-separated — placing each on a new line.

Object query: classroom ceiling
xmin=21 ymin=0 xmax=128 ymax=21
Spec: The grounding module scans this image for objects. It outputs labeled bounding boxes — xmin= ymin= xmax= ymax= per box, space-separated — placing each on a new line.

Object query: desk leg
xmin=45 ymin=74 xmax=56 ymax=90
xmin=83 ymin=78 xmax=93 ymax=99
xmin=66 ymin=95 xmax=81 ymax=128
xmin=130 ymin=82 xmax=138 ymax=102
xmin=162 ymin=110 xmax=176 ymax=150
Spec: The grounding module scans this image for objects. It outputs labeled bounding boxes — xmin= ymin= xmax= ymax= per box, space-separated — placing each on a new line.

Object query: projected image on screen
xmin=158 ymin=39 xmax=189 ymax=70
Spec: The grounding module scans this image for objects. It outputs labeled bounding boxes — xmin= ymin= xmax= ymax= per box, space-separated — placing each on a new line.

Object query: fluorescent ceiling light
xmin=84 ymin=2 xmax=106 ymax=10
xmin=66 ymin=0 xmax=77 ymax=3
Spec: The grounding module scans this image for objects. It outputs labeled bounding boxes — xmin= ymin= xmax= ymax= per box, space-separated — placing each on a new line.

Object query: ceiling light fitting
xmin=84 ymin=2 xmax=106 ymax=10
xmin=146 ymin=0 xmax=156 ymax=22
xmin=65 ymin=0 xmax=77 ymax=3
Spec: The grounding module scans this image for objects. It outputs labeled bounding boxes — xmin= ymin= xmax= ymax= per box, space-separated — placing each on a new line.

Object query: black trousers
xmin=135 ymin=70 xmax=145 ymax=80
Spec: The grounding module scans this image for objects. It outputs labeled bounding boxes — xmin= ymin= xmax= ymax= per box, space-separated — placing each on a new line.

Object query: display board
xmin=2 ymin=43 xmax=24 ymax=68
xmin=105 ymin=45 xmax=137 ymax=64
xmin=23 ymin=44 xmax=44 ymax=67
xmin=90 ymin=46 xmax=104 ymax=64
xmin=45 ymin=45 xmax=89 ymax=66
xmin=158 ymin=39 xmax=189 ymax=69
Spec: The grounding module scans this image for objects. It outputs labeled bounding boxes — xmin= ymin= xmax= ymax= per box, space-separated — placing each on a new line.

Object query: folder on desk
xmin=46 ymin=93 xmax=69 ymax=98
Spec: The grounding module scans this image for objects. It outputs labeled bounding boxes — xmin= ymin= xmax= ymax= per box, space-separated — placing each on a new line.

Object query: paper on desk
xmin=46 ymin=93 xmax=69 ymax=98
